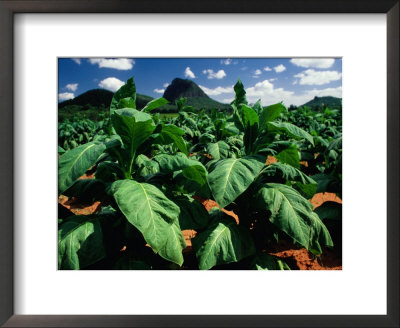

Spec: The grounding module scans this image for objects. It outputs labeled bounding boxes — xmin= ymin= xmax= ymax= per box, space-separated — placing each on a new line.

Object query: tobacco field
xmin=58 ymin=78 xmax=342 ymax=270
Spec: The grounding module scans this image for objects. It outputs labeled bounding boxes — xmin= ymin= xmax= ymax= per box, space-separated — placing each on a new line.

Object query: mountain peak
xmin=163 ymin=78 xmax=208 ymax=102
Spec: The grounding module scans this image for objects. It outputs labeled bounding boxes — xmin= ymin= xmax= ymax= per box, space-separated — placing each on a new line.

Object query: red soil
xmin=58 ymin=195 xmax=102 ymax=215
xmin=311 ymin=192 xmax=342 ymax=209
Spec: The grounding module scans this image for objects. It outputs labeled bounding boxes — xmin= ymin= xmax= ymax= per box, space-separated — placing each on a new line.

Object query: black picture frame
xmin=0 ymin=1 xmax=398 ymax=327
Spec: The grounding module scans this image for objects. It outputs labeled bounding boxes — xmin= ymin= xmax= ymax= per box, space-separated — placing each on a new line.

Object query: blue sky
xmin=58 ymin=58 xmax=342 ymax=107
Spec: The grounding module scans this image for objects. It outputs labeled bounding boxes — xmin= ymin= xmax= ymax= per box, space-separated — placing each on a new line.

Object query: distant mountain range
xmin=58 ymin=79 xmax=341 ymax=118
xmin=58 ymin=78 xmax=230 ymax=113
xmin=58 ymin=89 xmax=154 ymax=110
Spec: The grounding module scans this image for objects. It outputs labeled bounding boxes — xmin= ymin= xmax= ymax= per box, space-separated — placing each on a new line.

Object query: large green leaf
xmin=206 ymin=141 xmax=230 ymax=160
xmin=255 ymin=183 xmax=333 ymax=254
xmin=276 ymin=144 xmax=300 ymax=168
xmin=208 ymin=156 xmax=265 ymax=208
xmin=111 ymin=109 xmax=155 ymax=157
xmin=141 ymin=97 xmax=169 ymax=112
xmin=241 ymin=105 xmax=259 ymax=155
xmin=294 ymin=182 xmax=318 ymax=199
xmin=111 ymin=180 xmax=186 ymax=265
xmin=110 ymin=77 xmax=136 ymax=115
xmin=58 ymin=142 xmax=106 ymax=194
xmin=268 ymin=121 xmax=314 ymax=145
xmin=58 ymin=216 xmax=106 ymax=270
xmin=153 ymin=153 xmax=207 ymax=186
xmin=192 ymin=214 xmax=255 ymax=270
xmin=259 ymin=103 xmax=286 ymax=129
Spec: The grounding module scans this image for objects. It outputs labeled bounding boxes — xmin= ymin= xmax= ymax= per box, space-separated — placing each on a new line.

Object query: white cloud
xmin=241 ymin=66 xmax=248 ymax=71
xmin=153 ymin=88 xmax=165 ymax=94
xmin=184 ymin=67 xmax=196 ymax=79
xmin=221 ymin=58 xmax=232 ymax=65
xmin=65 ymin=83 xmax=78 ymax=92
xmin=199 ymin=85 xmax=233 ymax=96
xmin=202 ymin=69 xmax=226 ymax=79
xmin=71 ymin=58 xmax=81 ymax=65
xmin=98 ymin=77 xmax=125 ymax=92
xmin=264 ymin=66 xmax=272 ymax=71
xmin=246 ymin=80 xmax=293 ymax=105
xmin=269 ymin=78 xmax=277 ymax=82
xmin=163 ymin=83 xmax=169 ymax=88
xmin=220 ymin=98 xmax=234 ymax=104
xmin=89 ymin=58 xmax=134 ymax=70
xmin=286 ymin=86 xmax=342 ymax=106
xmin=58 ymin=92 xmax=74 ymax=101
xmin=243 ymin=79 xmax=342 ymax=106
xmin=290 ymin=58 xmax=335 ymax=68
xmin=294 ymin=69 xmax=342 ymax=85
xmin=274 ymin=64 xmax=286 ymax=73
xmin=304 ymin=86 xmax=342 ymax=98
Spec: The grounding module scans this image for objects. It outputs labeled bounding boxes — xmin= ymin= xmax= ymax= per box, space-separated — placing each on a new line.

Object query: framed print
xmin=1 ymin=1 xmax=398 ymax=327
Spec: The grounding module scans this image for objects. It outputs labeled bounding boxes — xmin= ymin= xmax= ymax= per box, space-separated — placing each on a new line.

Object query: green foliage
xmin=58 ymin=77 xmax=339 ymax=270
xmin=112 ymin=180 xmax=186 ymax=265
xmin=255 ymin=183 xmax=333 ymax=254
xmin=58 ymin=215 xmax=106 ymax=269
xmin=192 ymin=210 xmax=255 ymax=270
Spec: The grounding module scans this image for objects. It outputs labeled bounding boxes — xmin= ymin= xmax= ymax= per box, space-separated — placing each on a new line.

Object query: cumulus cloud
xmin=184 ymin=67 xmax=196 ymax=79
xmin=294 ymin=69 xmax=342 ymax=85
xmin=58 ymin=92 xmax=74 ymax=101
xmin=202 ymin=69 xmax=227 ymax=79
xmin=246 ymin=80 xmax=293 ymax=105
xmin=264 ymin=66 xmax=272 ymax=71
xmin=274 ymin=64 xmax=286 ymax=73
xmin=65 ymin=83 xmax=78 ymax=92
xmin=163 ymin=83 xmax=169 ymax=88
xmin=290 ymin=58 xmax=335 ymax=69
xmin=199 ymin=85 xmax=233 ymax=96
xmin=71 ymin=58 xmax=81 ymax=65
xmin=89 ymin=58 xmax=134 ymax=70
xmin=153 ymin=88 xmax=165 ymax=94
xmin=244 ymin=79 xmax=342 ymax=106
xmin=98 ymin=77 xmax=125 ymax=92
